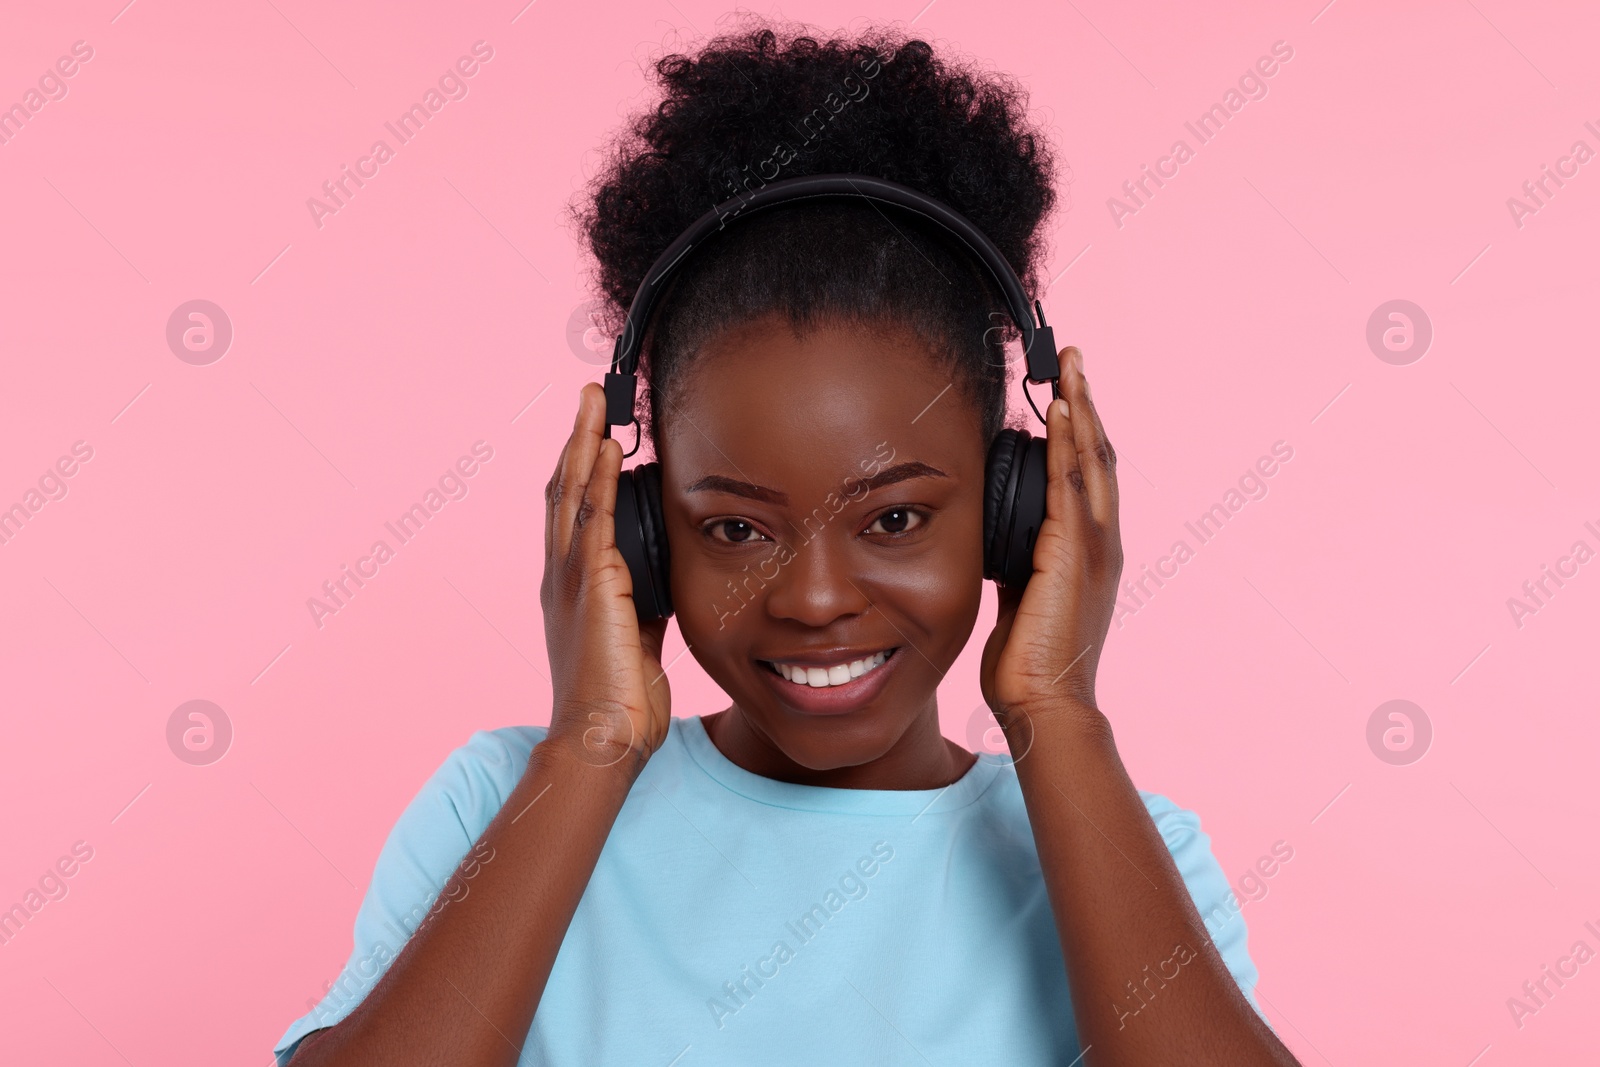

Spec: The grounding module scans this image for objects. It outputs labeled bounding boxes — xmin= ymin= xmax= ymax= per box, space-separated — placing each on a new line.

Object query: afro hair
xmin=570 ymin=16 xmax=1061 ymax=454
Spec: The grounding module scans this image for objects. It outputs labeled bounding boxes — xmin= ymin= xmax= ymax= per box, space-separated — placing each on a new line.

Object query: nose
xmin=761 ymin=527 xmax=874 ymax=628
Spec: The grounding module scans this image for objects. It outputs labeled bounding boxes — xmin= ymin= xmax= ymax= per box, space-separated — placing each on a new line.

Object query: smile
xmin=761 ymin=648 xmax=899 ymax=688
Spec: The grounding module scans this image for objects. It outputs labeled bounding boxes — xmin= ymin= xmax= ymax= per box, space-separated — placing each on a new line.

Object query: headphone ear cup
xmin=983 ymin=429 xmax=1023 ymax=581
xmin=614 ymin=462 xmax=673 ymax=621
xmin=983 ymin=429 xmax=1048 ymax=590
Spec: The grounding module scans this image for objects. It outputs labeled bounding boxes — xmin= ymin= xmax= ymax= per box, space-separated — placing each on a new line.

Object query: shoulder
xmin=270 ymin=723 xmax=556 ymax=1063
xmin=981 ymin=771 xmax=1206 ymax=845
xmin=1137 ymin=789 xmax=1207 ymax=850
xmin=1134 ymin=789 xmax=1266 ymax=1018
xmin=988 ymin=776 xmax=1263 ymax=1010
xmin=991 ymin=778 xmax=1217 ymax=875
xmin=394 ymin=724 xmax=550 ymax=842
xmin=1131 ymin=789 xmax=1236 ymax=918
xmin=448 ymin=723 xmax=550 ymax=782
xmin=430 ymin=724 xmax=550 ymax=806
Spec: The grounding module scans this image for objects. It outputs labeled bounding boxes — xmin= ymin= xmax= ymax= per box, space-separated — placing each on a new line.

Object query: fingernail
xmin=1051 ymin=397 xmax=1070 ymax=420
xmin=1071 ymin=348 xmax=1084 ymax=375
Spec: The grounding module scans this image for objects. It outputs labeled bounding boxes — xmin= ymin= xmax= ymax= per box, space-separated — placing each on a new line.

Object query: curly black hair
xmin=570 ymin=17 xmax=1060 ymax=456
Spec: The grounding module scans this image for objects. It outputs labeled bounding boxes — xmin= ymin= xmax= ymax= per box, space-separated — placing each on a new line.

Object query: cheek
xmin=844 ymin=507 xmax=987 ymax=670
xmin=668 ymin=532 xmax=786 ymax=659
xmin=880 ymin=529 xmax=981 ymax=617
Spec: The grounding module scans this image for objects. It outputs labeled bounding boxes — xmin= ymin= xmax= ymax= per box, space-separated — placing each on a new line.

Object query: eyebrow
xmin=685 ymin=461 xmax=949 ymax=506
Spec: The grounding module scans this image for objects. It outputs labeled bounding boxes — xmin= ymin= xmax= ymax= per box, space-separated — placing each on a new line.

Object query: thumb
xmin=991 ymin=580 xmax=1023 ymax=644
xmin=639 ymin=615 xmax=670 ymax=667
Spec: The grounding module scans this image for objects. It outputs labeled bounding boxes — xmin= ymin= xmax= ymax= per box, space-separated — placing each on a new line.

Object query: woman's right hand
xmin=540 ymin=382 xmax=672 ymax=776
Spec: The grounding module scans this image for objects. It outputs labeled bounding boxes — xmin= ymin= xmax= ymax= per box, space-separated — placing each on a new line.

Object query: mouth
xmin=755 ymin=647 xmax=902 ymax=716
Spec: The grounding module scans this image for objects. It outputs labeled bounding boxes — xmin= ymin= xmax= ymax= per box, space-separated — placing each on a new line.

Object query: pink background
xmin=2 ymin=1 xmax=1596 ymax=1063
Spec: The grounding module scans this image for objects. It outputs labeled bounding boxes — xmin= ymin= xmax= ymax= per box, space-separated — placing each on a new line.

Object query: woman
xmin=274 ymin=19 xmax=1299 ymax=1066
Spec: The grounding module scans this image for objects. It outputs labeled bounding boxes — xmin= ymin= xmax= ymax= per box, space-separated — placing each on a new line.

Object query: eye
xmin=703 ymin=518 xmax=773 ymax=545
xmin=865 ymin=507 xmax=927 ymax=537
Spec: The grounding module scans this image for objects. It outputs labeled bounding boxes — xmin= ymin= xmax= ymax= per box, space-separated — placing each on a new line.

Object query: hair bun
xmin=573 ymin=17 xmax=1058 ymax=336
xmin=569 ymin=16 xmax=1060 ymax=455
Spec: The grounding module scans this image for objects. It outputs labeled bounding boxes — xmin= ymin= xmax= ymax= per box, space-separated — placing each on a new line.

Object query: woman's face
xmin=660 ymin=310 xmax=989 ymax=774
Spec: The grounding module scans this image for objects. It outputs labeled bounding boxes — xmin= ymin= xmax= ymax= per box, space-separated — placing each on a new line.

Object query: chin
xmin=744 ymin=690 xmax=920 ymax=770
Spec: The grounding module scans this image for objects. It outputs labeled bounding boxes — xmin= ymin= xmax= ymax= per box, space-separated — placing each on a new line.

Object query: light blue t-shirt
xmin=274 ymin=714 xmax=1265 ymax=1065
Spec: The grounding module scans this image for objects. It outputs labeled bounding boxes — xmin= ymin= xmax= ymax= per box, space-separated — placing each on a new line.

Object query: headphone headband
xmin=601 ymin=173 xmax=1059 ymax=454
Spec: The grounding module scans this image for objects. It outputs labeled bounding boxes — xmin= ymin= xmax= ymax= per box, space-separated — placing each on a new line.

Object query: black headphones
xmin=600 ymin=173 xmax=1061 ymax=622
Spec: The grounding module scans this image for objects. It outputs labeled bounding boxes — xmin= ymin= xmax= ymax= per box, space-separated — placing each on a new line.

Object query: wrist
xmin=998 ymin=698 xmax=1115 ymax=752
xmin=535 ymin=727 xmax=649 ymax=789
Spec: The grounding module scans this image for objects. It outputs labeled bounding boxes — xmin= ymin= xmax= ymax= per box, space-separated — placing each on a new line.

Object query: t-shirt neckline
xmin=675 ymin=713 xmax=1006 ymax=816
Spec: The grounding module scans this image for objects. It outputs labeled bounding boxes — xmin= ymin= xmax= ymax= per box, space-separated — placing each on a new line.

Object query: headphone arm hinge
xmin=603 ymin=371 xmax=637 ymax=430
xmin=1024 ymin=299 xmax=1059 ymax=384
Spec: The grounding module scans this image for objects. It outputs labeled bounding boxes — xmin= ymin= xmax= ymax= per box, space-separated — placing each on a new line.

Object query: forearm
xmin=1005 ymin=703 xmax=1299 ymax=1067
xmin=290 ymin=736 xmax=637 ymax=1067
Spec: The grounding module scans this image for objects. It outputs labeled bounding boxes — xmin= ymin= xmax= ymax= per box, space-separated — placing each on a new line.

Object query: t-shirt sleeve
xmin=1138 ymin=791 xmax=1275 ymax=1031
xmin=271 ymin=726 xmax=546 ymax=1065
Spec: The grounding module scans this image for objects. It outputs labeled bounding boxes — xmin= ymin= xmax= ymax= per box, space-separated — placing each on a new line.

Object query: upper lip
xmin=757 ymin=646 xmax=898 ymax=667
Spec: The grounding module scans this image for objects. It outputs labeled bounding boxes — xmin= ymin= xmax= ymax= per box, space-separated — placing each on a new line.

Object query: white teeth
xmin=770 ymin=650 xmax=892 ymax=688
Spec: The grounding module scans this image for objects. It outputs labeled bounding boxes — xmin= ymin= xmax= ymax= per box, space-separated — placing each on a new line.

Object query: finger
xmin=1063 ymin=347 xmax=1121 ymax=537
xmin=544 ymin=387 xmax=590 ymax=561
xmin=544 ymin=428 xmax=575 ymax=563
xmin=1045 ymin=362 xmax=1092 ymax=545
xmin=991 ymin=580 xmax=1023 ymax=648
xmin=573 ymin=434 xmax=623 ymax=563
xmin=639 ymin=615 xmax=670 ymax=672
xmin=553 ymin=383 xmax=608 ymax=560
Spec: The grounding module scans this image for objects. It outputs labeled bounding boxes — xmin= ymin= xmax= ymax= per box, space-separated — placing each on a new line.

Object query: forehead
xmin=658 ymin=315 xmax=984 ymax=483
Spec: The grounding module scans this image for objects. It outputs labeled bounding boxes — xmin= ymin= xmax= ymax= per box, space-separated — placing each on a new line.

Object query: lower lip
xmin=756 ymin=650 xmax=902 ymax=717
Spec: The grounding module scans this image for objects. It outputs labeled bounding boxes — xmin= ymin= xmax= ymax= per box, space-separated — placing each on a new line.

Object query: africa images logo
xmin=710 ymin=48 xmax=887 ymax=223
xmin=306 ymin=441 xmax=495 ymax=629
xmin=706 ymin=841 xmax=894 ymax=1031
xmin=305 ymin=41 xmax=495 ymax=229
xmin=1107 ymin=40 xmax=1295 ymax=228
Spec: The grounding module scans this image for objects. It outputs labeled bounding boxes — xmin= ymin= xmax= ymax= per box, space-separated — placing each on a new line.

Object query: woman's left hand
xmin=979 ymin=345 xmax=1124 ymax=730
